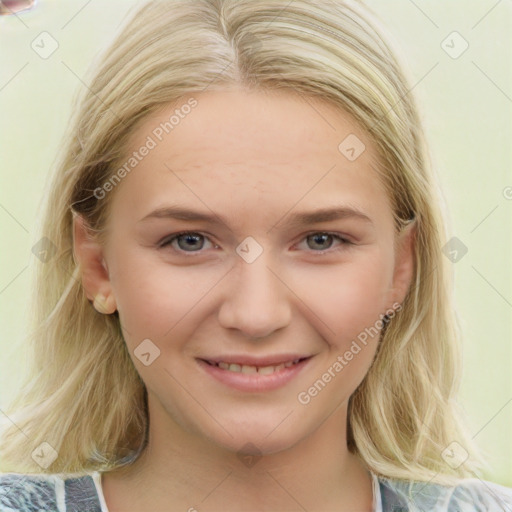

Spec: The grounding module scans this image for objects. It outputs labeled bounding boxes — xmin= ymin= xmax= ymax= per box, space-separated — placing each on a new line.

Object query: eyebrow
xmin=138 ymin=205 xmax=373 ymax=229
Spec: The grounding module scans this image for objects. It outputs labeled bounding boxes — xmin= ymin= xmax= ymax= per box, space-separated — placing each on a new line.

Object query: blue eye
xmin=300 ymin=232 xmax=351 ymax=252
xmin=306 ymin=233 xmax=337 ymax=251
xmin=160 ymin=232 xmax=213 ymax=252
xmin=159 ymin=231 xmax=351 ymax=255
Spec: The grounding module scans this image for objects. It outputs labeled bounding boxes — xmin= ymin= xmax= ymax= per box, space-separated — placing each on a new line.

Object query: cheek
xmin=292 ymin=249 xmax=394 ymax=344
xmin=107 ymin=246 xmax=217 ymax=343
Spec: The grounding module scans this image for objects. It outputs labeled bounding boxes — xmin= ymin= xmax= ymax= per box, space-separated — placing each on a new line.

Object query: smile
xmin=206 ymin=358 xmax=305 ymax=375
xmin=198 ymin=356 xmax=312 ymax=392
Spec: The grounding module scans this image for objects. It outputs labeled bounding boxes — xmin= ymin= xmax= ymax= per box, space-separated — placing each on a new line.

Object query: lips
xmin=197 ymin=355 xmax=312 ymax=392
xmin=204 ymin=357 xmax=307 ymax=375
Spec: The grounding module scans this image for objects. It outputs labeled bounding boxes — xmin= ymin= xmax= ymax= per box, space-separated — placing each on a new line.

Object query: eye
xmin=298 ymin=232 xmax=352 ymax=252
xmin=158 ymin=230 xmax=352 ymax=256
xmin=159 ymin=232 xmax=215 ymax=253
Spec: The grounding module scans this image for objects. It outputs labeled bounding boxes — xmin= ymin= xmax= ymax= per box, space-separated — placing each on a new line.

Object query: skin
xmin=74 ymin=87 xmax=415 ymax=511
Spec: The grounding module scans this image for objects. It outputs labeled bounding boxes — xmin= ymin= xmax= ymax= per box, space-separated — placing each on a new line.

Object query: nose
xmin=217 ymin=251 xmax=292 ymax=340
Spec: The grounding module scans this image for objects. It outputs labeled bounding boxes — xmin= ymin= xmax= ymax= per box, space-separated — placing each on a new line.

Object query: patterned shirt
xmin=1 ymin=470 xmax=512 ymax=511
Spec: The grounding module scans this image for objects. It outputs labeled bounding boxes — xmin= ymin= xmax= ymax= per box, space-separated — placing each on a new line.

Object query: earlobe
xmin=391 ymin=220 xmax=416 ymax=305
xmin=92 ymin=293 xmax=117 ymax=315
xmin=72 ymin=212 xmax=117 ymax=314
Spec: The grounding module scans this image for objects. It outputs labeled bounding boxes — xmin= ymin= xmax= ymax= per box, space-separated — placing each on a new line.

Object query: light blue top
xmin=1 ymin=470 xmax=511 ymax=511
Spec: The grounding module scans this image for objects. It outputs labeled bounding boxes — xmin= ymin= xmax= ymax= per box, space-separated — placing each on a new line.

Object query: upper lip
xmin=199 ymin=354 xmax=312 ymax=367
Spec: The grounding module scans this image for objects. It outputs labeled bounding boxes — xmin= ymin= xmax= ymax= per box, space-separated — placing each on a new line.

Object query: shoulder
xmin=0 ymin=472 xmax=101 ymax=512
xmin=0 ymin=473 xmax=59 ymax=512
xmin=377 ymin=474 xmax=512 ymax=511
xmin=449 ymin=478 xmax=512 ymax=511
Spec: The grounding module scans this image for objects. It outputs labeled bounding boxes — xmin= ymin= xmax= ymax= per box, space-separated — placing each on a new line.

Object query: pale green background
xmin=0 ymin=0 xmax=511 ymax=486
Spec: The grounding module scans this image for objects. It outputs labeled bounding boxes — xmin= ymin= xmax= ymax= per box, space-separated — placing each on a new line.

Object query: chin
xmin=196 ymin=415 xmax=313 ymax=460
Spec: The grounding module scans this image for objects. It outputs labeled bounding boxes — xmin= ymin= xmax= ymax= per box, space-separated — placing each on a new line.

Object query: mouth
xmin=202 ymin=357 xmax=309 ymax=375
xmin=197 ymin=355 xmax=313 ymax=392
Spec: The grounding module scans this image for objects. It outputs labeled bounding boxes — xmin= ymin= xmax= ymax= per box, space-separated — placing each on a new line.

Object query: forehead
xmin=108 ymin=87 xmax=391 ymax=225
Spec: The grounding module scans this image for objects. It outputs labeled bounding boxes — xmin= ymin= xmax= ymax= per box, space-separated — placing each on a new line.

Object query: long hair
xmin=0 ymin=0 xmax=485 ymax=485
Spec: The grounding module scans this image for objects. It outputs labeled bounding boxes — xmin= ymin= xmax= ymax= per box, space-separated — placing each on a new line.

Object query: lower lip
xmin=197 ymin=358 xmax=311 ymax=392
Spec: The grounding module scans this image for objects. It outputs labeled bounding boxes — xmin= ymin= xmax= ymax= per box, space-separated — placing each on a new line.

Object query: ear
xmin=390 ymin=220 xmax=416 ymax=306
xmin=72 ymin=212 xmax=117 ymax=314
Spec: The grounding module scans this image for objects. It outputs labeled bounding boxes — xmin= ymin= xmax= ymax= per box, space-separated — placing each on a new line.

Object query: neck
xmin=102 ymin=397 xmax=373 ymax=511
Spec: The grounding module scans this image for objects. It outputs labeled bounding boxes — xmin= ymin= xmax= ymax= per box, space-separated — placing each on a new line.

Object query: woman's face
xmin=79 ymin=87 xmax=413 ymax=455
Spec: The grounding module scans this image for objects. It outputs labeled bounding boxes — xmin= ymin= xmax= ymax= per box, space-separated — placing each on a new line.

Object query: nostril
xmin=0 ymin=0 xmax=37 ymax=16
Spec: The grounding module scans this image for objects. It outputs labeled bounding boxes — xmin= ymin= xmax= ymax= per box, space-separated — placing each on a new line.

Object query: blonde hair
xmin=0 ymin=0 xmax=486 ymax=485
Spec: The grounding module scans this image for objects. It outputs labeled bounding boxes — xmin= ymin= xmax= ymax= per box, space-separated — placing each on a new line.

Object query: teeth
xmin=258 ymin=365 xmax=275 ymax=375
xmin=214 ymin=359 xmax=302 ymax=374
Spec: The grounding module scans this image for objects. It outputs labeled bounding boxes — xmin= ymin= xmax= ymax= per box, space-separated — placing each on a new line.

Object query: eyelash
xmin=158 ymin=231 xmax=353 ymax=256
